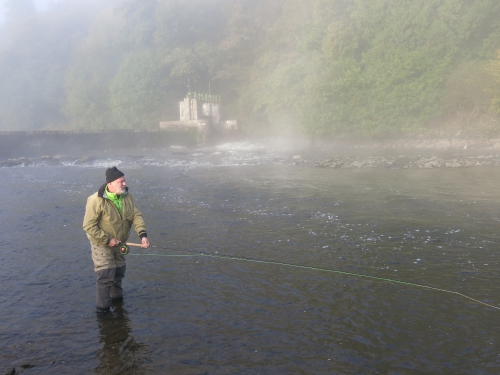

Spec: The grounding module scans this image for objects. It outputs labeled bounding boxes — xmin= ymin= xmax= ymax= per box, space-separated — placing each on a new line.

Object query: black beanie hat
xmin=106 ymin=166 xmax=124 ymax=183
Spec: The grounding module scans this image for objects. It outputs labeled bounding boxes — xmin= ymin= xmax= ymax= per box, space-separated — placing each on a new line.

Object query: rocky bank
xmin=312 ymin=155 xmax=494 ymax=169
xmin=333 ymin=137 xmax=500 ymax=150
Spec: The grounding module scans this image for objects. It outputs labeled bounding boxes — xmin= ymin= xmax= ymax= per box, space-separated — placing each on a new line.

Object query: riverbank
xmin=4 ymin=143 xmax=500 ymax=170
xmin=4 ymin=135 xmax=500 ymax=169
xmin=309 ymin=136 xmax=500 ymax=151
xmin=287 ymin=137 xmax=500 ymax=169
xmin=311 ymin=155 xmax=496 ymax=169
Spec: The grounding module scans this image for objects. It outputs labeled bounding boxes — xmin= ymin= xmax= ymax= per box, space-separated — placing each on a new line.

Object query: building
xmin=179 ymin=92 xmax=221 ymax=125
xmin=160 ymin=92 xmax=240 ymax=142
xmin=160 ymin=92 xmax=222 ymax=141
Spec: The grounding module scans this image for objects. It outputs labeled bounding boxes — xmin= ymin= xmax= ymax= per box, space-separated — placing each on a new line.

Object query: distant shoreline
xmin=309 ymin=137 xmax=500 ymax=151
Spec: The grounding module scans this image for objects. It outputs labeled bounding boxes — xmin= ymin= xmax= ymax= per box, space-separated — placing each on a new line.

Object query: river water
xmin=1 ymin=141 xmax=500 ymax=374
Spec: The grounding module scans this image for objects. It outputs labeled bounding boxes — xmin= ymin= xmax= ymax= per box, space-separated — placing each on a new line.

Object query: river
xmin=1 ymin=141 xmax=500 ymax=374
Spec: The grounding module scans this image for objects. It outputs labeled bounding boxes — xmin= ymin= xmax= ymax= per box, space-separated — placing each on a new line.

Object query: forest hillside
xmin=1 ymin=0 xmax=500 ymax=139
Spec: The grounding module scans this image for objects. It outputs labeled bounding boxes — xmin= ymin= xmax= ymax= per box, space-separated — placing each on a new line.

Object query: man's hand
xmin=141 ymin=237 xmax=150 ymax=249
xmin=109 ymin=238 xmax=121 ymax=247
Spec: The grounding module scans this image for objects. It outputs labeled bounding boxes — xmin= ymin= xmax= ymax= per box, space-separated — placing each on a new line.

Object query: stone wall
xmin=0 ymin=129 xmax=197 ymax=159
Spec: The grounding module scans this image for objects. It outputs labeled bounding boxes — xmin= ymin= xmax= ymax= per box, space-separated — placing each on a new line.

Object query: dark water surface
xmin=1 ymin=142 xmax=500 ymax=374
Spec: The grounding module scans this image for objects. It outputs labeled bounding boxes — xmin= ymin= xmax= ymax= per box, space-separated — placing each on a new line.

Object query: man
xmin=83 ymin=166 xmax=150 ymax=315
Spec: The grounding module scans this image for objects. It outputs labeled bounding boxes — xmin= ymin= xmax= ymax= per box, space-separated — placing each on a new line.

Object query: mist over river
xmin=2 ymin=141 xmax=500 ymax=374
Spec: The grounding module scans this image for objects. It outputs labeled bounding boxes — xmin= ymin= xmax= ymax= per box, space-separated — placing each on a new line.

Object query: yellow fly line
xmin=128 ymin=245 xmax=500 ymax=311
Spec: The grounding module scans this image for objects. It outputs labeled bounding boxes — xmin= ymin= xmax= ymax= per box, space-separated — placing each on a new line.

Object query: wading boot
xmin=96 ymin=306 xmax=112 ymax=315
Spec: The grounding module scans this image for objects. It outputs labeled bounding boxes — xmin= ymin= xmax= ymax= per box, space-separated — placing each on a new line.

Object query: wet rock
xmin=1 ymin=154 xmax=74 ymax=167
xmin=40 ymin=155 xmax=63 ymax=165
xmin=3 ymin=157 xmax=30 ymax=167
xmin=316 ymin=155 xmax=496 ymax=169
xmin=170 ymin=145 xmax=189 ymax=155
xmin=75 ymin=156 xmax=94 ymax=164
xmin=406 ymin=156 xmax=490 ymax=168
xmin=51 ymin=155 xmax=71 ymax=164
xmin=315 ymin=155 xmax=397 ymax=169
xmin=292 ymin=155 xmax=310 ymax=165
xmin=376 ymin=138 xmax=498 ymax=150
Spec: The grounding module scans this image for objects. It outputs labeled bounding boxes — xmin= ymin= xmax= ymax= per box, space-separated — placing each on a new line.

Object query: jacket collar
xmin=98 ymin=183 xmax=129 ymax=198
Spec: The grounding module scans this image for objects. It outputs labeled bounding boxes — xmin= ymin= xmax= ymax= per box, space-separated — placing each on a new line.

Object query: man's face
xmin=108 ymin=176 xmax=126 ymax=194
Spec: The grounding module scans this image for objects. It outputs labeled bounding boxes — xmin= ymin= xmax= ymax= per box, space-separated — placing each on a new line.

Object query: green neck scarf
xmin=105 ymin=186 xmax=124 ymax=213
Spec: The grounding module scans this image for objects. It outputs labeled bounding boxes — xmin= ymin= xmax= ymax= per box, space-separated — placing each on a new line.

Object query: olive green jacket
xmin=83 ymin=184 xmax=147 ymax=246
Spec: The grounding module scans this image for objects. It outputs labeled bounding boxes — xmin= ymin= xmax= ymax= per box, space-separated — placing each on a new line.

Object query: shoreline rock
xmin=335 ymin=137 xmax=500 ymax=150
xmin=1 ymin=155 xmax=70 ymax=167
xmin=314 ymin=155 xmax=498 ymax=169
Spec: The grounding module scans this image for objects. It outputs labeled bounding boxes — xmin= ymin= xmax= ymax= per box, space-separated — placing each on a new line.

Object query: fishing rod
xmin=123 ymin=243 xmax=500 ymax=311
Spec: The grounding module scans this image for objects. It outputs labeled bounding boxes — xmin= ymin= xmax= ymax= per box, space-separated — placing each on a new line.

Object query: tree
xmin=488 ymin=51 xmax=500 ymax=114
xmin=301 ymin=0 xmax=500 ymax=137
xmin=443 ymin=61 xmax=492 ymax=128
xmin=64 ymin=8 xmax=125 ymax=130
xmin=110 ymin=50 xmax=165 ymax=129
xmin=2 ymin=0 xmax=500 ymax=136
xmin=0 ymin=0 xmax=108 ymax=130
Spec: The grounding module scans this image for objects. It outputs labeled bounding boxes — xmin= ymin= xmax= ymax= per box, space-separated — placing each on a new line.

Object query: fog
xmin=0 ymin=0 xmax=66 ymax=22
xmin=2 ymin=3 xmax=500 ymax=373
xmin=0 ymin=0 xmax=499 ymax=141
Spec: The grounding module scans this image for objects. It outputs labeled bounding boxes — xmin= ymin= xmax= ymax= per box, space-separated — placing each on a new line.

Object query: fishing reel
xmin=115 ymin=242 xmax=145 ymax=255
xmin=118 ymin=244 xmax=130 ymax=255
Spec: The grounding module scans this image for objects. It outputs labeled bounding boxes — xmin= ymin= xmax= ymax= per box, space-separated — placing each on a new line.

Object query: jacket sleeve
xmin=83 ymin=195 xmax=110 ymax=245
xmin=130 ymin=195 xmax=147 ymax=238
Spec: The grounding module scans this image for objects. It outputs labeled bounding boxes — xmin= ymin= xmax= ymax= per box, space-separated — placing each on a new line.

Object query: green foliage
xmin=488 ymin=51 xmax=500 ymax=114
xmin=303 ymin=0 xmax=500 ymax=137
xmin=110 ymin=50 xmax=165 ymax=129
xmin=439 ymin=60 xmax=500 ymax=136
xmin=1 ymin=0 xmax=500 ymax=137
xmin=444 ymin=61 xmax=492 ymax=114
xmin=64 ymin=8 xmax=125 ymax=130
xmin=233 ymin=0 xmax=500 ymax=137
